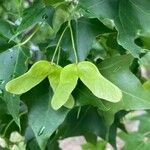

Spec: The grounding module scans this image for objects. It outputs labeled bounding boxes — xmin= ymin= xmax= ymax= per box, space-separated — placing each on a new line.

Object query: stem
xmin=2 ymin=111 xmax=27 ymax=137
xmin=56 ymin=47 xmax=61 ymax=65
xmin=2 ymin=119 xmax=14 ymax=137
xmin=69 ymin=21 xmax=78 ymax=63
xmin=19 ymin=24 xmax=41 ymax=46
xmin=18 ymin=0 xmax=23 ymax=17
xmin=77 ymin=106 xmax=81 ymax=119
xmin=105 ymin=126 xmax=110 ymax=143
xmin=51 ymin=25 xmax=68 ymax=63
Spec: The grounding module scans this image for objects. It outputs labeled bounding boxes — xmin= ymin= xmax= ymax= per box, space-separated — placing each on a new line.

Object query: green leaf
xmin=51 ymin=64 xmax=78 ymax=110
xmin=133 ymin=113 xmax=150 ymax=135
xmin=119 ymin=112 xmax=150 ymax=150
xmin=107 ymin=110 xmax=128 ymax=148
xmin=43 ymin=0 xmax=64 ymax=6
xmin=3 ymin=93 xmax=20 ymax=126
xmin=22 ymin=80 xmax=69 ymax=150
xmin=82 ymin=140 xmax=107 ymax=150
xmin=143 ymin=81 xmax=150 ymax=91
xmin=0 ymin=98 xmax=7 ymax=115
xmin=79 ymin=0 xmax=150 ymax=58
xmin=0 ymin=19 xmax=14 ymax=39
xmin=61 ymin=106 xmax=108 ymax=139
xmin=78 ymin=61 xmax=122 ymax=102
xmin=0 ymin=20 xmax=16 ymax=52
xmin=140 ymin=52 xmax=150 ymax=69
xmin=6 ymin=61 xmax=52 ymax=95
xmin=49 ymin=18 xmax=111 ymax=62
xmin=98 ymin=55 xmax=150 ymax=124
xmin=74 ymin=81 xmax=109 ymax=111
xmin=120 ymin=132 xmax=150 ymax=150
xmin=140 ymin=34 xmax=150 ymax=49
xmin=52 ymin=5 xmax=70 ymax=34
xmin=17 ymin=0 xmax=46 ymax=33
xmin=71 ymin=18 xmax=111 ymax=61
xmin=0 ymin=46 xmax=30 ymax=125
xmin=0 ymin=36 xmax=15 ymax=53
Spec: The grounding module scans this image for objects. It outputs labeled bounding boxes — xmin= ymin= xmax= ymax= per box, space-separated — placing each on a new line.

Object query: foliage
xmin=0 ymin=0 xmax=150 ymax=149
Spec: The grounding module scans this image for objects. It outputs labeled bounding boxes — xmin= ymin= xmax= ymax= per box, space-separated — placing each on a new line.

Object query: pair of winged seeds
xmin=6 ymin=60 xmax=122 ymax=110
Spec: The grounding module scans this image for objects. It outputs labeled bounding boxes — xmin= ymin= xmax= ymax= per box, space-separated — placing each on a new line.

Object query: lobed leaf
xmin=17 ymin=0 xmax=45 ymax=33
xmin=98 ymin=55 xmax=150 ymax=125
xmin=0 ymin=47 xmax=30 ymax=126
xmin=79 ymin=0 xmax=150 ymax=58
xmin=22 ymin=80 xmax=69 ymax=150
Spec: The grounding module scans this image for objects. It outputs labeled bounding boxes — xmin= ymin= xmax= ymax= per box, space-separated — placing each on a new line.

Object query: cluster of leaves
xmin=0 ymin=0 xmax=150 ymax=149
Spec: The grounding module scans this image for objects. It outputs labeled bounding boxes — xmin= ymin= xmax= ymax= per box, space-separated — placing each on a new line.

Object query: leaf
xmin=3 ymin=93 xmax=20 ymax=125
xmin=140 ymin=51 xmax=150 ymax=69
xmin=22 ymin=80 xmax=69 ymax=150
xmin=0 ymin=36 xmax=15 ymax=53
xmin=107 ymin=110 xmax=128 ymax=148
xmin=43 ymin=0 xmax=64 ymax=6
xmin=133 ymin=113 xmax=150 ymax=134
xmin=17 ymin=0 xmax=46 ymax=33
xmin=82 ymin=140 xmax=107 ymax=150
xmin=48 ymin=108 xmax=127 ymax=149
xmin=51 ymin=64 xmax=78 ymax=110
xmin=71 ymin=18 xmax=111 ymax=61
xmin=6 ymin=61 xmax=52 ymax=95
xmin=98 ymin=55 xmax=150 ymax=124
xmin=0 ymin=98 xmax=7 ymax=115
xmin=0 ymin=19 xmax=14 ymax=39
xmin=49 ymin=18 xmax=111 ymax=62
xmin=48 ymin=65 xmax=75 ymax=109
xmin=119 ymin=112 xmax=150 ymax=150
xmin=0 ymin=46 xmax=30 ymax=125
xmin=0 ymin=20 xmax=16 ymax=52
xmin=79 ymin=0 xmax=150 ymax=58
xmin=78 ymin=61 xmax=122 ymax=102
xmin=140 ymin=34 xmax=150 ymax=49
xmin=61 ymin=106 xmax=108 ymax=139
xmin=143 ymin=81 xmax=150 ymax=91
xmin=119 ymin=132 xmax=150 ymax=150
xmin=52 ymin=5 xmax=70 ymax=34
xmin=74 ymin=81 xmax=109 ymax=111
